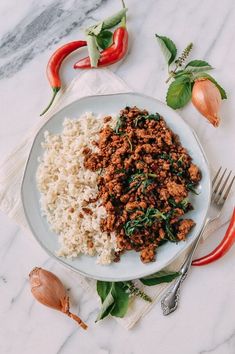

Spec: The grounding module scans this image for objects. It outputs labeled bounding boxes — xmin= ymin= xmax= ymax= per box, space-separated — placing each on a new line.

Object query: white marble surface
xmin=0 ymin=0 xmax=235 ymax=353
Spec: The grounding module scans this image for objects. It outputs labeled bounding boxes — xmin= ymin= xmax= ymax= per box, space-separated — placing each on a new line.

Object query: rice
xmin=36 ymin=112 xmax=118 ymax=264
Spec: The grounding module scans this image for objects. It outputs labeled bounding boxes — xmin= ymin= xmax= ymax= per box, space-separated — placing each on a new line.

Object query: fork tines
xmin=212 ymin=167 xmax=235 ymax=204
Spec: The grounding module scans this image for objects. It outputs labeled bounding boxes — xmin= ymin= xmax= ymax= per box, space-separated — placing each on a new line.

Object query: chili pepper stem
xmin=40 ymin=87 xmax=60 ymax=116
xmin=120 ymin=0 xmax=126 ymax=27
xmin=120 ymin=15 xmax=126 ymax=27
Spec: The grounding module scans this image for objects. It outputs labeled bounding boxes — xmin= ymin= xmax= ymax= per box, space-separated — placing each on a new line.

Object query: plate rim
xmin=21 ymin=92 xmax=211 ymax=281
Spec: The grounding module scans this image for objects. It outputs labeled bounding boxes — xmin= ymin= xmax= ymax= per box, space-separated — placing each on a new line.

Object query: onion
xmin=29 ymin=267 xmax=87 ymax=329
xmin=192 ymin=78 xmax=222 ymax=127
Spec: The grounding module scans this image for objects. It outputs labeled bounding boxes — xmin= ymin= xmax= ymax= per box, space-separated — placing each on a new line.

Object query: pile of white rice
xmin=36 ymin=112 xmax=118 ymax=264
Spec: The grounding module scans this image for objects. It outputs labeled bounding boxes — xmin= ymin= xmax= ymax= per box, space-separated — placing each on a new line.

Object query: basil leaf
xmin=87 ymin=9 xmax=127 ymax=37
xmin=110 ymin=282 xmax=129 ymax=317
xmin=96 ymin=282 xmax=115 ymax=321
xmin=86 ymin=34 xmax=100 ymax=68
xmin=166 ymin=76 xmax=192 ymax=109
xmin=155 ymin=34 xmax=177 ymax=66
xmin=140 ymin=271 xmax=181 ymax=286
xmin=97 ymin=281 xmax=112 ymax=302
xmin=96 ymin=281 xmax=129 ymax=320
xmin=96 ymin=30 xmax=113 ymax=49
xmin=185 ymin=60 xmax=213 ymax=73
xmin=87 ymin=22 xmax=103 ymax=36
xmin=102 ymin=8 xmax=127 ymax=30
xmin=193 ymin=72 xmax=227 ymax=99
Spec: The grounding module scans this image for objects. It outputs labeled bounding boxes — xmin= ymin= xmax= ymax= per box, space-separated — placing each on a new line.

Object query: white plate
xmin=21 ymin=93 xmax=211 ymax=281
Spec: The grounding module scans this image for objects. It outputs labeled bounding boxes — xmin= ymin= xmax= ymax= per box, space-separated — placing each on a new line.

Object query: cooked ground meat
xmin=84 ymin=106 xmax=201 ymax=263
xmin=176 ymin=219 xmax=195 ymax=240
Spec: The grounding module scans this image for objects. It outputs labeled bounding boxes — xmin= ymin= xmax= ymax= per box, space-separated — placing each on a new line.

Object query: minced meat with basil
xmin=83 ymin=106 xmax=201 ymax=263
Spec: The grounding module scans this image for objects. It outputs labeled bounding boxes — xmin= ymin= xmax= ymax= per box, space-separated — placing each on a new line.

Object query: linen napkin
xmin=0 ymin=69 xmax=233 ymax=329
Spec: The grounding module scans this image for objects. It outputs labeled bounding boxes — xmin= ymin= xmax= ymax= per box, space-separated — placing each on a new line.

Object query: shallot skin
xmin=29 ymin=267 xmax=87 ymax=329
xmin=29 ymin=267 xmax=68 ymax=312
xmin=192 ymin=79 xmax=222 ymax=127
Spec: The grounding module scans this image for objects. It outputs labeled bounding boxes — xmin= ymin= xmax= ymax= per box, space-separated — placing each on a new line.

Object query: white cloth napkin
xmin=0 ymin=69 xmax=233 ymax=329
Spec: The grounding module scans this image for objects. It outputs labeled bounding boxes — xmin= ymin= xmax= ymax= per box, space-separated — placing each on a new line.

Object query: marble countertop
xmin=1 ymin=0 xmax=235 ymax=353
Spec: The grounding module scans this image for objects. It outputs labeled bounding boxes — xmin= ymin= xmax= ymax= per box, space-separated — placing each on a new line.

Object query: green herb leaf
xmin=193 ymin=72 xmax=227 ymax=99
xmin=124 ymin=207 xmax=167 ymax=236
xmin=96 ymin=282 xmax=115 ymax=321
xmin=115 ymin=115 xmax=125 ymax=135
xmin=87 ymin=22 xmax=103 ymax=36
xmin=186 ymin=182 xmax=199 ymax=195
xmin=102 ymin=8 xmax=128 ymax=30
xmin=97 ymin=281 xmax=112 ymax=302
xmin=166 ymin=76 xmax=192 ymax=109
xmin=155 ymin=34 xmax=177 ymax=66
xmin=110 ymin=282 xmax=129 ymax=317
xmin=86 ymin=34 xmax=100 ymax=68
xmin=184 ymin=60 xmax=213 ymax=73
xmin=86 ymin=8 xmax=127 ymax=37
xmin=140 ymin=271 xmax=181 ymax=286
xmin=96 ymin=281 xmax=129 ymax=321
xmin=174 ymin=71 xmax=192 ymax=80
xmin=96 ymin=30 xmax=113 ymax=49
xmin=134 ymin=113 xmax=160 ymax=126
xmin=165 ymin=222 xmax=177 ymax=242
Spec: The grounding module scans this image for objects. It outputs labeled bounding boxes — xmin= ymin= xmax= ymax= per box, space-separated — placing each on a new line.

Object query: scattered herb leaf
xmin=140 ymin=271 xmax=181 ymax=286
xmin=110 ymin=282 xmax=129 ymax=317
xmin=96 ymin=282 xmax=115 ymax=321
xmin=166 ymin=76 xmax=192 ymax=109
xmin=86 ymin=34 xmax=100 ymax=68
xmin=155 ymin=34 xmax=177 ymax=66
xmin=102 ymin=8 xmax=128 ymax=30
xmin=115 ymin=116 xmax=125 ymax=135
xmin=184 ymin=60 xmax=213 ymax=73
xmin=96 ymin=30 xmax=113 ymax=49
xmin=186 ymin=182 xmax=199 ymax=195
xmin=134 ymin=113 xmax=160 ymax=126
xmin=124 ymin=208 xmax=166 ymax=236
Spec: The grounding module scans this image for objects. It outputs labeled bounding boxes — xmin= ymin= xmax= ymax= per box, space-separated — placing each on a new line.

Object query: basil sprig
xmin=85 ymin=8 xmax=127 ymax=67
xmin=96 ymin=270 xmax=181 ymax=321
xmin=155 ymin=34 xmax=227 ymax=109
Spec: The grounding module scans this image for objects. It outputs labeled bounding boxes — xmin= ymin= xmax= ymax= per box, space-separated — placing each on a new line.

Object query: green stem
xmin=40 ymin=87 xmax=60 ymax=116
xmin=125 ymin=281 xmax=152 ymax=303
xmin=120 ymin=15 xmax=126 ymax=27
xmin=120 ymin=0 xmax=126 ymax=27
xmin=165 ymin=42 xmax=193 ymax=83
xmin=121 ymin=0 xmax=126 ymax=8
xmin=166 ymin=71 xmax=176 ymax=83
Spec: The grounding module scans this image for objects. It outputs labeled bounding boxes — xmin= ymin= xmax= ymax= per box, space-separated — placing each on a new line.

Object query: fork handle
xmin=161 ymin=218 xmax=211 ymax=316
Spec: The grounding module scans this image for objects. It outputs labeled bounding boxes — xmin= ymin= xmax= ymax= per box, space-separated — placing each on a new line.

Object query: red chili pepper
xmin=74 ymin=26 xmax=128 ymax=69
xmin=192 ymin=207 xmax=235 ymax=266
xmin=40 ymin=40 xmax=87 ymax=116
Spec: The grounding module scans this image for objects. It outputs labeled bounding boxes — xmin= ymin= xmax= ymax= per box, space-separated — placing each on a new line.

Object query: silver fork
xmin=161 ymin=167 xmax=235 ymax=316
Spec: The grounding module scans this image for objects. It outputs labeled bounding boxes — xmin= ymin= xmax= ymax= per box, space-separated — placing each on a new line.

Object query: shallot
xmin=29 ymin=267 xmax=87 ymax=330
xmin=192 ymin=78 xmax=222 ymax=127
